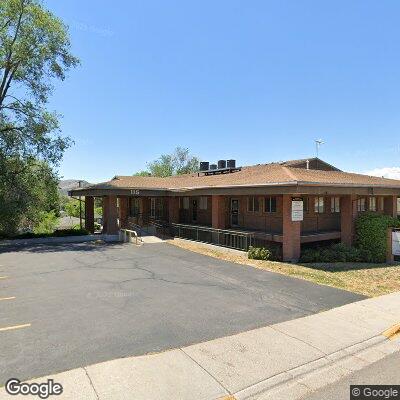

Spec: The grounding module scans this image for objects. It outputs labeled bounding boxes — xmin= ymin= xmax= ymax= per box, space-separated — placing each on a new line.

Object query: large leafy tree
xmin=0 ymin=0 xmax=79 ymax=234
xmin=134 ymin=147 xmax=200 ymax=177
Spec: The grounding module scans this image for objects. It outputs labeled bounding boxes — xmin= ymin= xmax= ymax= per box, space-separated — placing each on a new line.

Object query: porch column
xmin=384 ymin=196 xmax=397 ymax=218
xmin=341 ymin=194 xmax=357 ymax=246
xmin=212 ymin=195 xmax=226 ymax=229
xmin=84 ymin=196 xmax=94 ymax=233
xmin=119 ymin=196 xmax=129 ymax=228
xmin=168 ymin=197 xmax=179 ymax=224
xmin=282 ymin=195 xmax=301 ymax=262
xmin=103 ymin=195 xmax=119 ymax=234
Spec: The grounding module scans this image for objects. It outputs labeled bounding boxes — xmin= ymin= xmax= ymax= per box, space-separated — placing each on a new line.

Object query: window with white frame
xmin=264 ymin=196 xmax=277 ymax=213
xmin=247 ymin=196 xmax=260 ymax=212
xmin=357 ymin=198 xmax=366 ymax=212
xmin=330 ymin=197 xmax=340 ymax=213
xmin=150 ymin=198 xmax=156 ymax=217
xmin=314 ymin=196 xmax=324 ymax=213
xmin=199 ymin=197 xmax=208 ymax=210
xmin=369 ymin=197 xmax=377 ymax=212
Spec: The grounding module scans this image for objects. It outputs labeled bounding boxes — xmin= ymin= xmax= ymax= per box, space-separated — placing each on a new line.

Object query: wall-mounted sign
xmin=392 ymin=231 xmax=400 ymax=256
xmin=292 ymin=197 xmax=304 ymax=222
xmin=130 ymin=189 xmax=140 ymax=195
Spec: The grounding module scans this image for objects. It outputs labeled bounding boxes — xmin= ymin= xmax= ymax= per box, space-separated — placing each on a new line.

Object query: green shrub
xmin=248 ymin=246 xmax=272 ymax=261
xmin=300 ymin=248 xmax=320 ymax=263
xmin=355 ymin=212 xmax=400 ymax=263
xmin=33 ymin=211 xmax=59 ymax=234
xmin=1 ymin=227 xmax=89 ymax=240
xmin=300 ymin=243 xmax=363 ymax=263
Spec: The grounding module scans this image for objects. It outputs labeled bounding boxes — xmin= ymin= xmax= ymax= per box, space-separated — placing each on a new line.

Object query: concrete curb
xmin=233 ymin=335 xmax=399 ymax=399
xmin=0 ymin=293 xmax=399 ymax=400
xmin=0 ymin=234 xmax=120 ymax=247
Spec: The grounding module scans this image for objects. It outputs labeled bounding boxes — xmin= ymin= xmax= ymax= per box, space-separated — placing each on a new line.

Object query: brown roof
xmin=70 ymin=163 xmax=400 ymax=194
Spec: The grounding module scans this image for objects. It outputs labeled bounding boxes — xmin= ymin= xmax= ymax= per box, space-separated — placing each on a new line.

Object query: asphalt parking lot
xmin=0 ymin=241 xmax=364 ymax=383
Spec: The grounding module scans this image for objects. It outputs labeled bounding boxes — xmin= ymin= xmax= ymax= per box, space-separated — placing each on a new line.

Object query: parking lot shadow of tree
xmin=0 ymin=241 xmax=124 ymax=254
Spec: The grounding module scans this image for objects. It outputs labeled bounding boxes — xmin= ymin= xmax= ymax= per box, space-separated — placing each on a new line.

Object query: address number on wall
xmin=130 ymin=189 xmax=140 ymax=195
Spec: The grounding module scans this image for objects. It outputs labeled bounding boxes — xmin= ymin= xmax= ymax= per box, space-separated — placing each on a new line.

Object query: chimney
xmin=306 ymin=160 xmax=310 ymax=170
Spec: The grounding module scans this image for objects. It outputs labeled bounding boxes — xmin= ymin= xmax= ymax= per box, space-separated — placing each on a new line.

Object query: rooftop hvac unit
xmin=199 ymin=161 xmax=209 ymax=171
xmin=209 ymin=164 xmax=217 ymax=170
xmin=227 ymin=159 xmax=236 ymax=168
xmin=217 ymin=160 xmax=227 ymax=169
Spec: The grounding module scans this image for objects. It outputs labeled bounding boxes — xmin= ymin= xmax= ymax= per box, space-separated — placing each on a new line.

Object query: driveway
xmin=0 ymin=241 xmax=364 ymax=384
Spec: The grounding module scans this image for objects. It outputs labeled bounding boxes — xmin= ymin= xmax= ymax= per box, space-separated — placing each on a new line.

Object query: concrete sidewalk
xmin=1 ymin=292 xmax=399 ymax=400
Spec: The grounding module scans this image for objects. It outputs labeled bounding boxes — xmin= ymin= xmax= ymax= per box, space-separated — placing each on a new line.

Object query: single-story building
xmin=69 ymin=158 xmax=400 ymax=261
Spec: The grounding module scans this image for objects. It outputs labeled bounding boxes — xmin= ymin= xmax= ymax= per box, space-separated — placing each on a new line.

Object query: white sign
xmin=292 ymin=199 xmax=304 ymax=222
xmin=392 ymin=231 xmax=400 ymax=256
xmin=130 ymin=189 xmax=140 ymax=195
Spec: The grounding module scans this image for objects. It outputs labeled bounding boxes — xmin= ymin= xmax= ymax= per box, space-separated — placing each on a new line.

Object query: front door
xmin=230 ymin=199 xmax=239 ymax=227
xmin=192 ymin=199 xmax=198 ymax=222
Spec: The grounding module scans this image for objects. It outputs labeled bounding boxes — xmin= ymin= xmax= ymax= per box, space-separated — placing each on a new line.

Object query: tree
xmin=135 ymin=147 xmax=200 ymax=177
xmin=64 ymin=197 xmax=80 ymax=219
xmin=0 ymin=0 xmax=78 ymax=234
xmin=0 ymin=158 xmax=60 ymax=233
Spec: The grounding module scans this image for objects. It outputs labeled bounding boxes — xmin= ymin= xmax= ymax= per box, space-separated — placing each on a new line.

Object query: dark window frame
xmin=264 ymin=196 xmax=277 ymax=213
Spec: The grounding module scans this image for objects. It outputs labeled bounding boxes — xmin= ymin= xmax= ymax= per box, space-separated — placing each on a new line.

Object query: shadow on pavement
xmin=0 ymin=241 xmax=124 ymax=254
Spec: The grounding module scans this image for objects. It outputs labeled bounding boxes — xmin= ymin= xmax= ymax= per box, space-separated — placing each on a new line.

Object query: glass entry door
xmin=230 ymin=199 xmax=239 ymax=227
xmin=192 ymin=199 xmax=198 ymax=222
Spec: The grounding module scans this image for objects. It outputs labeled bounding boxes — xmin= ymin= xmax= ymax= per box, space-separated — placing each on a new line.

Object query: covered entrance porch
xmin=81 ymin=193 xmax=397 ymax=262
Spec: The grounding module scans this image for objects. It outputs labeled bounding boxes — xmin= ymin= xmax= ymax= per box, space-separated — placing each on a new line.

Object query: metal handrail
xmin=170 ymin=223 xmax=254 ymax=236
xmin=170 ymin=223 xmax=255 ymax=251
xmin=119 ymin=229 xmax=142 ymax=245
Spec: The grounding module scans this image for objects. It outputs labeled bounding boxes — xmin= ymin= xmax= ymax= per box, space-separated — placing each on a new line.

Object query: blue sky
xmin=47 ymin=0 xmax=400 ymax=182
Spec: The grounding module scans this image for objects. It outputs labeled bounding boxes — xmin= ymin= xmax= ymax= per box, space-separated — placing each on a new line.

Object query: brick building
xmin=69 ymin=158 xmax=400 ymax=261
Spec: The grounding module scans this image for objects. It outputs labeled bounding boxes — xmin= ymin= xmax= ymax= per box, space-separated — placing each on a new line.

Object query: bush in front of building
xmin=248 ymin=246 xmax=272 ymax=261
xmin=300 ymin=243 xmax=363 ymax=263
xmin=355 ymin=212 xmax=400 ymax=263
xmin=0 ymin=228 xmax=90 ymax=240
xmin=248 ymin=244 xmax=283 ymax=261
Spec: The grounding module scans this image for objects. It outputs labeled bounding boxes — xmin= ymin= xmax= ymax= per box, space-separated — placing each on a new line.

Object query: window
xmin=150 ymin=198 xmax=156 ymax=217
xmin=330 ymin=197 xmax=340 ymax=213
xmin=357 ymin=198 xmax=366 ymax=212
xmin=303 ymin=197 xmax=309 ymax=212
xmin=247 ymin=196 xmax=260 ymax=212
xmin=199 ymin=197 xmax=208 ymax=210
xmin=369 ymin=197 xmax=376 ymax=212
xmin=398 ymin=198 xmax=400 ymax=216
xmin=181 ymin=197 xmax=189 ymax=210
xmin=314 ymin=196 xmax=324 ymax=213
xmin=264 ymin=196 xmax=277 ymax=213
xmin=129 ymin=198 xmax=140 ymax=217
xmin=156 ymin=198 xmax=163 ymax=216
xmin=379 ymin=197 xmax=384 ymax=211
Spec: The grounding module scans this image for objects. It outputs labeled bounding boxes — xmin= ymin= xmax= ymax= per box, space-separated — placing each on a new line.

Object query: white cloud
xmin=365 ymin=167 xmax=400 ymax=180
